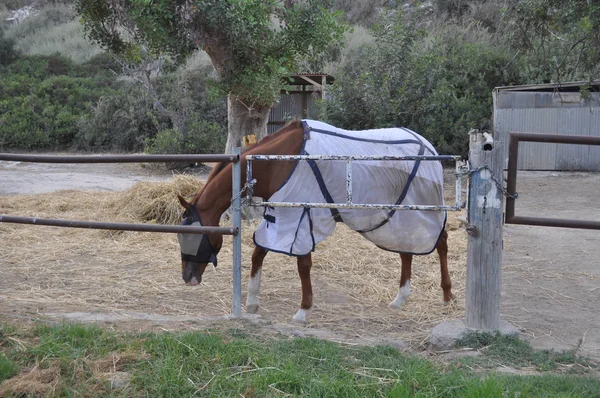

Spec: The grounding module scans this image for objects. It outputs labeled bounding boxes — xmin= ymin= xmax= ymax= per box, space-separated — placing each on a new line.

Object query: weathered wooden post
xmin=465 ymin=130 xmax=504 ymax=329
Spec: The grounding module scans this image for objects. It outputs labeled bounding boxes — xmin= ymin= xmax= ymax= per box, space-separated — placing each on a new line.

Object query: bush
xmin=146 ymin=121 xmax=226 ymax=155
xmin=75 ymin=64 xmax=227 ymax=156
xmin=322 ymin=14 xmax=522 ymax=156
xmin=0 ymin=54 xmax=119 ymax=150
xmin=75 ymin=86 xmax=161 ymax=152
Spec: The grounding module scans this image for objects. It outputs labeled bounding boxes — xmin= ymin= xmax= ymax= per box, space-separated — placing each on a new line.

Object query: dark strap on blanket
xmin=357 ymin=135 xmax=426 ymax=234
xmin=306 ymin=158 xmax=343 ymax=223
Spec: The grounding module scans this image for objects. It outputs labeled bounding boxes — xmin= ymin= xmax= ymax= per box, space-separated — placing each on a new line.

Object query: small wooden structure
xmin=267 ymin=73 xmax=335 ymax=134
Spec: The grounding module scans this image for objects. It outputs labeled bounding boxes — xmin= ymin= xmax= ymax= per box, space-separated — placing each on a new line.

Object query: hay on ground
xmin=0 ymin=364 xmax=61 ymax=397
xmin=113 ymin=175 xmax=205 ymax=225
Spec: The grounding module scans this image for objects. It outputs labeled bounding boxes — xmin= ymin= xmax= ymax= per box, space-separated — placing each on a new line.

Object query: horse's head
xmin=176 ymin=195 xmax=222 ymax=286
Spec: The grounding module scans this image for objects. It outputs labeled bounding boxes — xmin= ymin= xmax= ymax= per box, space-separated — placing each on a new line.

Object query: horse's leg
xmin=437 ymin=229 xmax=455 ymax=303
xmin=246 ymin=246 xmax=268 ymax=314
xmin=389 ymin=253 xmax=412 ymax=309
xmin=292 ymin=253 xmax=313 ymax=323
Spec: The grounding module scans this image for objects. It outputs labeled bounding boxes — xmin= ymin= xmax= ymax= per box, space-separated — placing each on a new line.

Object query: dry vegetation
xmin=0 ymin=170 xmax=467 ymax=347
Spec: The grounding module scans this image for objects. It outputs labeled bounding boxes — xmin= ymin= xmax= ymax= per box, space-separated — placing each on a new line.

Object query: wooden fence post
xmin=465 ymin=130 xmax=504 ymax=330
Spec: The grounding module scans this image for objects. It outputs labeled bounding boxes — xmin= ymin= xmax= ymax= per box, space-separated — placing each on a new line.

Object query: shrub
xmin=322 ymin=14 xmax=522 ymax=156
xmin=0 ymin=54 xmax=119 ymax=150
xmin=75 ymin=86 xmax=161 ymax=152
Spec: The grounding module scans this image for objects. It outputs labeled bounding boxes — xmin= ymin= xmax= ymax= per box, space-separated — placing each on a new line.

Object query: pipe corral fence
xmin=2 ymin=131 xmax=598 ymax=343
xmin=0 ymin=150 xmax=245 ymax=315
xmin=0 ymin=148 xmax=472 ymax=323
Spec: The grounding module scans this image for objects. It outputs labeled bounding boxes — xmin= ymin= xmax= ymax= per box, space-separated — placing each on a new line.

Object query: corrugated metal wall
xmin=493 ymin=90 xmax=600 ymax=171
xmin=267 ymin=91 xmax=320 ymax=134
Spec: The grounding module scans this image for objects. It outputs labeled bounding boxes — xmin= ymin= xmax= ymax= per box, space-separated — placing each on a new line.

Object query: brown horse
xmin=176 ymin=120 xmax=455 ymax=323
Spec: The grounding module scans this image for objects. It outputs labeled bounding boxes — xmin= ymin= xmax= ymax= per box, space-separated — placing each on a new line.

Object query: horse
xmin=176 ymin=119 xmax=455 ymax=323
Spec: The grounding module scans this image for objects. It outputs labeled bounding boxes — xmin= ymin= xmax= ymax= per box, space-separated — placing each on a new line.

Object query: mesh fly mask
xmin=177 ymin=205 xmax=218 ymax=267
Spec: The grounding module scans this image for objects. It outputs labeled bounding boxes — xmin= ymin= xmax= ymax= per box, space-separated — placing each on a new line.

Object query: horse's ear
xmin=177 ymin=194 xmax=191 ymax=210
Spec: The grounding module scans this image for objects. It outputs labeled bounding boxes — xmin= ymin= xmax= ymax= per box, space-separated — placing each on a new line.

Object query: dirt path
xmin=1 ymin=159 xmax=599 ymax=360
xmin=501 ymin=171 xmax=600 ymax=360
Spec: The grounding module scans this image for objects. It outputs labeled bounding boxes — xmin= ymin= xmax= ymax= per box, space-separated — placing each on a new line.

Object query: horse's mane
xmin=206 ymin=119 xmax=302 ymax=181
xmin=193 ymin=119 xmax=303 ymax=202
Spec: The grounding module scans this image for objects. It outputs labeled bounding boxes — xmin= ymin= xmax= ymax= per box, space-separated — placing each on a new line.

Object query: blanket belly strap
xmin=306 ymin=158 xmax=343 ymax=223
xmin=356 ymin=136 xmax=426 ymax=234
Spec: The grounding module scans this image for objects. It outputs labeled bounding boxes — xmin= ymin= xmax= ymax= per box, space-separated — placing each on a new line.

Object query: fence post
xmin=465 ymin=130 xmax=504 ymax=330
xmin=231 ymin=147 xmax=242 ymax=317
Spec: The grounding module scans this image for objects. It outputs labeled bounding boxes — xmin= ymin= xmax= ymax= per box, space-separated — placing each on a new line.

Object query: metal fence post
xmin=231 ymin=147 xmax=243 ymax=317
xmin=465 ymin=131 xmax=504 ymax=330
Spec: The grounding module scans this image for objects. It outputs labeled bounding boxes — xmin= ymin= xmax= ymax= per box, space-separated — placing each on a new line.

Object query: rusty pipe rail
xmin=0 ymin=153 xmax=238 ymax=163
xmin=506 ymin=132 xmax=600 ymax=230
xmin=0 ymin=215 xmax=237 ymax=235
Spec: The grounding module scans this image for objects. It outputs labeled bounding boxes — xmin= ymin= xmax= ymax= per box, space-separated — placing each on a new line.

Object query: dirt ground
xmin=500 ymin=170 xmax=600 ymax=360
xmin=1 ymin=158 xmax=599 ymax=360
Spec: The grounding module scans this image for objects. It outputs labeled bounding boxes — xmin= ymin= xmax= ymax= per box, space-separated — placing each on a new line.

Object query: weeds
xmin=455 ymin=331 xmax=597 ymax=373
xmin=0 ymin=321 xmax=599 ymax=397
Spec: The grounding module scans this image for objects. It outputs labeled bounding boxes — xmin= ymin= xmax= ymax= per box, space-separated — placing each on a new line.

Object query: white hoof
xmin=389 ymin=281 xmax=410 ymax=310
xmin=292 ymin=309 xmax=309 ymax=323
xmin=246 ymin=303 xmax=259 ymax=314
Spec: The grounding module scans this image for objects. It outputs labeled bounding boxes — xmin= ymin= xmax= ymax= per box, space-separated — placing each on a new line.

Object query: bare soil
xmin=501 ymin=170 xmax=600 ymax=360
xmin=1 ymin=158 xmax=599 ymax=360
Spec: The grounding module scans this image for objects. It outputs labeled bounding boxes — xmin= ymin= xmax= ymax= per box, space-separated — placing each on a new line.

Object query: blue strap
xmin=306 ymin=157 xmax=343 ymax=223
xmin=357 ymin=139 xmax=427 ymax=234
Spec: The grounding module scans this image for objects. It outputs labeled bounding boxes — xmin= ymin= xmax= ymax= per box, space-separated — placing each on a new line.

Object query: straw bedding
xmin=0 ymin=171 xmax=467 ymax=347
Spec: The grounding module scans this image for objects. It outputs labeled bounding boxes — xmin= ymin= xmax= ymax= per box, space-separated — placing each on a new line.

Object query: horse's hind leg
xmin=437 ymin=229 xmax=455 ymax=303
xmin=389 ymin=253 xmax=412 ymax=309
xmin=292 ymin=253 xmax=313 ymax=323
xmin=246 ymin=246 xmax=268 ymax=314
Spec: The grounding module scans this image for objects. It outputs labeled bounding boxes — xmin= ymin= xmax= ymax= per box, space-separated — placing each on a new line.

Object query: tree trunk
xmin=225 ymin=94 xmax=272 ymax=154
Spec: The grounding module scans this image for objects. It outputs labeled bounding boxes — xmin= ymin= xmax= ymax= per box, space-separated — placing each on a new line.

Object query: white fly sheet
xmin=253 ymin=120 xmax=446 ymax=256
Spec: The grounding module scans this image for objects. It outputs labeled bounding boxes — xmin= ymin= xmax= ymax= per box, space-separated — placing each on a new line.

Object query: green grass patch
xmin=455 ymin=331 xmax=596 ymax=373
xmin=0 ymin=321 xmax=599 ymax=397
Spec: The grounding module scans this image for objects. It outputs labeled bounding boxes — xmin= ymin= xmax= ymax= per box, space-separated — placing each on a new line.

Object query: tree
xmin=74 ymin=0 xmax=348 ymax=153
xmin=503 ymin=0 xmax=600 ymax=83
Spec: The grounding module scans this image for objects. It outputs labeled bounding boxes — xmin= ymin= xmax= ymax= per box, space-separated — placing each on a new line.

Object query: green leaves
xmin=74 ymin=0 xmax=348 ymax=106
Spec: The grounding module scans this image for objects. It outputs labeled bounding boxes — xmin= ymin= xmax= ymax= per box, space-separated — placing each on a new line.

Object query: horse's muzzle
xmin=182 ymin=260 xmax=205 ymax=286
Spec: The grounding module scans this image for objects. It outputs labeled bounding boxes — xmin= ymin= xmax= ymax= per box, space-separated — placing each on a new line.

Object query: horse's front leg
xmin=246 ymin=246 xmax=268 ymax=314
xmin=292 ymin=253 xmax=313 ymax=323
xmin=389 ymin=253 xmax=412 ymax=309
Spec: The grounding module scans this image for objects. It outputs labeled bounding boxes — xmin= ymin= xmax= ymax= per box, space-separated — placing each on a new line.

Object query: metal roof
xmin=283 ymin=73 xmax=335 ymax=86
xmin=494 ymin=80 xmax=600 ymax=93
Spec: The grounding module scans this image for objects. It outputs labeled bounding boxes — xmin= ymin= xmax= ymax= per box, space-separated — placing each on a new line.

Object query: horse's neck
xmin=195 ymin=165 xmax=236 ymax=226
xmin=195 ymin=123 xmax=304 ymax=225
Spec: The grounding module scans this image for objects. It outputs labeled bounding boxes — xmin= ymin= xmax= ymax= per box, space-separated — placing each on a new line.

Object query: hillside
xmin=1 ymin=0 xmax=598 ymax=156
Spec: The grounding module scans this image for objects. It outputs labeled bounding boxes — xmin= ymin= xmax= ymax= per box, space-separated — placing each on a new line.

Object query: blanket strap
xmin=357 ymin=139 xmax=426 ymax=234
xmin=306 ymin=158 xmax=343 ymax=223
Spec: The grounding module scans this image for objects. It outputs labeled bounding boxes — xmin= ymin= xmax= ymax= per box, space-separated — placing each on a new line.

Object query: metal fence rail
xmin=246 ymin=154 xmax=466 ymax=211
xmin=506 ymin=132 xmax=600 ymax=230
xmin=0 ymin=215 xmax=236 ymax=235
xmin=0 ymin=153 xmax=238 ymax=164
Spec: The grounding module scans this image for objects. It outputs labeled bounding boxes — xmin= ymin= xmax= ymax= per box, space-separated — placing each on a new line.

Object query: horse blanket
xmin=252 ymin=120 xmax=447 ymax=256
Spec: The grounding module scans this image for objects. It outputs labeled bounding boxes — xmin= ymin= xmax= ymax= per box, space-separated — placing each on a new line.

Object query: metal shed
xmin=493 ymin=81 xmax=600 ymax=171
xmin=267 ymin=73 xmax=334 ymax=134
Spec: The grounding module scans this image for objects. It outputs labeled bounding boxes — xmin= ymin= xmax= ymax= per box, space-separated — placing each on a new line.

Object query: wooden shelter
xmin=267 ymin=73 xmax=335 ymax=134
